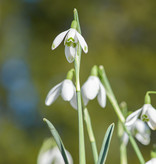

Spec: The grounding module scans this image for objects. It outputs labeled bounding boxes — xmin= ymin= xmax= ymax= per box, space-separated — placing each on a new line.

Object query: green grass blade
xmin=97 ymin=123 xmax=115 ymax=164
xmin=43 ymin=118 xmax=69 ymax=164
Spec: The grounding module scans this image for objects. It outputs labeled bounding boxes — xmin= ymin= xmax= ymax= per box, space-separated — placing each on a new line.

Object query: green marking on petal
xmin=84 ymin=46 xmax=87 ymax=51
xmin=65 ymin=41 xmax=77 ymax=48
xmin=68 ymin=37 xmax=75 ymax=42
xmin=142 ymin=114 xmax=149 ymax=122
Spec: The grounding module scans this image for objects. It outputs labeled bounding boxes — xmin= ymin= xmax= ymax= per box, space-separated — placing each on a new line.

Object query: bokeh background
xmin=0 ymin=0 xmax=156 ymax=163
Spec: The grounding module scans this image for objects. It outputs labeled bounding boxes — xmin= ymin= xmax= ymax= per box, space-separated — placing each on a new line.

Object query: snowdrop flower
xmin=82 ymin=76 xmax=106 ymax=108
xmin=146 ymin=158 xmax=156 ymax=164
xmin=123 ymin=119 xmax=151 ymax=145
xmin=52 ymin=20 xmax=88 ymax=63
xmin=125 ymin=104 xmax=156 ymax=130
xmin=45 ymin=79 xmax=76 ymax=109
xmin=38 ymin=146 xmax=73 ymax=164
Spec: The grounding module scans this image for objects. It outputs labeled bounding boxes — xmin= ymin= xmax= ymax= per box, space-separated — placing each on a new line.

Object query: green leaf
xmin=43 ymin=118 xmax=69 ymax=164
xmin=97 ymin=123 xmax=115 ymax=164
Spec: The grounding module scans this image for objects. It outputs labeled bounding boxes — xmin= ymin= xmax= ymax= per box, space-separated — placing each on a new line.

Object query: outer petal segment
xmin=76 ymin=31 xmax=88 ymax=53
xmin=45 ymin=82 xmax=62 ymax=106
xmin=82 ymin=76 xmax=99 ymax=100
xmin=52 ymin=29 xmax=69 ymax=50
xmin=61 ymin=80 xmax=75 ymax=101
xmin=125 ymin=108 xmax=142 ymax=127
xmin=97 ymin=82 xmax=106 ymax=108
xmin=145 ymin=105 xmax=156 ymax=130
xmin=70 ymin=90 xmax=77 ymax=110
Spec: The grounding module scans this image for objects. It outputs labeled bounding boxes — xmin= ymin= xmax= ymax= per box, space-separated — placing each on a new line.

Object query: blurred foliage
xmin=0 ymin=0 xmax=156 ymax=163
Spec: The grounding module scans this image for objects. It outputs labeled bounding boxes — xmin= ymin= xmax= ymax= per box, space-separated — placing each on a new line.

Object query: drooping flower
xmin=37 ymin=146 xmax=73 ymax=164
xmin=146 ymin=158 xmax=156 ymax=164
xmin=81 ymin=76 xmax=106 ymax=108
xmin=45 ymin=79 xmax=76 ymax=109
xmin=51 ymin=21 xmax=88 ymax=63
xmin=123 ymin=119 xmax=151 ymax=145
xmin=125 ymin=104 xmax=156 ymax=130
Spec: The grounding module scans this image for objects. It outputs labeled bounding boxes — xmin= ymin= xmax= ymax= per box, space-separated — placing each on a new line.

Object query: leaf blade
xmin=43 ymin=118 xmax=69 ymax=164
xmin=97 ymin=123 xmax=115 ymax=164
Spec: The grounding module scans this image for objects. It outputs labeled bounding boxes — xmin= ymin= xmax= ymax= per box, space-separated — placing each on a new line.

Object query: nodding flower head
xmin=123 ymin=119 xmax=151 ymax=145
xmin=38 ymin=146 xmax=73 ymax=164
xmin=125 ymin=104 xmax=156 ymax=130
xmin=45 ymin=79 xmax=77 ymax=109
xmin=52 ymin=21 xmax=88 ymax=63
xmin=82 ymin=76 xmax=106 ymax=108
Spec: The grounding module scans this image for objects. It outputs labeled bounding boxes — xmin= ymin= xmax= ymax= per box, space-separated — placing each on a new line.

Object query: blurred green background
xmin=0 ymin=0 xmax=156 ymax=163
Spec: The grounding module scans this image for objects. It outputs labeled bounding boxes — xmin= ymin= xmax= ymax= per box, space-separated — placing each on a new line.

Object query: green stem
xmin=99 ymin=65 xmax=145 ymax=164
xmin=145 ymin=91 xmax=156 ymax=104
xmin=118 ymin=121 xmax=128 ymax=164
xmin=84 ymin=108 xmax=98 ymax=164
xmin=120 ymin=141 xmax=128 ymax=164
xmin=74 ymin=8 xmax=86 ymax=164
xmin=146 ymin=91 xmax=156 ymax=95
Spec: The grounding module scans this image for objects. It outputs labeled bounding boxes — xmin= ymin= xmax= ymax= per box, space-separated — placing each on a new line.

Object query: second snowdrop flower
xmin=45 ymin=79 xmax=76 ymax=106
xmin=123 ymin=119 xmax=151 ymax=145
xmin=38 ymin=146 xmax=73 ymax=164
xmin=52 ymin=20 xmax=88 ymax=63
xmin=82 ymin=66 xmax=106 ymax=108
xmin=45 ymin=69 xmax=77 ymax=108
xmin=125 ymin=104 xmax=156 ymax=130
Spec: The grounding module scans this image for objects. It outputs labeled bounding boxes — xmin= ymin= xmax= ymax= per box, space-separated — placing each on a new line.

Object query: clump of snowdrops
xmin=37 ymin=9 xmax=156 ymax=164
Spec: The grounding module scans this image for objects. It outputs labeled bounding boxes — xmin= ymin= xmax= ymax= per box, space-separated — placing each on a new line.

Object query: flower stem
xmin=99 ymin=65 xmax=145 ymax=164
xmin=84 ymin=107 xmax=98 ymax=164
xmin=118 ymin=118 xmax=128 ymax=164
xmin=145 ymin=91 xmax=156 ymax=104
xmin=74 ymin=8 xmax=86 ymax=164
xmin=120 ymin=141 xmax=128 ymax=164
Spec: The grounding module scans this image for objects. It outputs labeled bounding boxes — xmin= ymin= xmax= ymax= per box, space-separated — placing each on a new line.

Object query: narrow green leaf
xmin=97 ymin=123 xmax=115 ymax=164
xmin=43 ymin=118 xmax=69 ymax=164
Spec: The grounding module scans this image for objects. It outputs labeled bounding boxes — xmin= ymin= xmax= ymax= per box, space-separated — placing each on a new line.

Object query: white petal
xmin=76 ymin=31 xmax=88 ymax=53
xmin=38 ymin=147 xmax=73 ymax=164
xmin=145 ymin=105 xmax=156 ymax=130
xmin=52 ymin=29 xmax=69 ymax=50
xmin=97 ymin=82 xmax=106 ymax=108
xmin=125 ymin=108 xmax=142 ymax=127
xmin=122 ymin=132 xmax=129 ymax=145
xmin=70 ymin=90 xmax=77 ymax=110
xmin=51 ymin=147 xmax=73 ymax=164
xmin=65 ymin=46 xmax=76 ymax=63
xmin=81 ymin=91 xmax=89 ymax=106
xmin=141 ymin=104 xmax=151 ymax=116
xmin=146 ymin=158 xmax=156 ymax=164
xmin=61 ymin=80 xmax=75 ymax=101
xmin=135 ymin=133 xmax=150 ymax=145
xmin=133 ymin=119 xmax=150 ymax=145
xmin=82 ymin=76 xmax=100 ymax=100
xmin=45 ymin=82 xmax=62 ymax=106
xmin=66 ymin=28 xmax=76 ymax=41
xmin=38 ymin=149 xmax=55 ymax=164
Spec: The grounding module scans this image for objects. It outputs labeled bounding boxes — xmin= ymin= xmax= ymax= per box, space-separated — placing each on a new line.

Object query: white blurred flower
xmin=45 ymin=79 xmax=76 ymax=109
xmin=125 ymin=104 xmax=156 ymax=130
xmin=146 ymin=158 xmax=156 ymax=164
xmin=123 ymin=119 xmax=151 ymax=145
xmin=52 ymin=28 xmax=88 ymax=63
xmin=38 ymin=146 xmax=73 ymax=164
xmin=81 ymin=76 xmax=106 ymax=108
